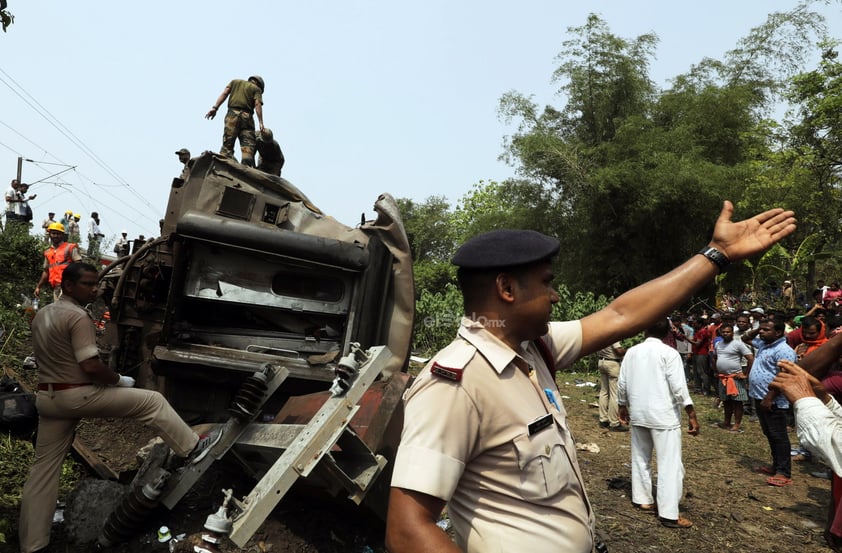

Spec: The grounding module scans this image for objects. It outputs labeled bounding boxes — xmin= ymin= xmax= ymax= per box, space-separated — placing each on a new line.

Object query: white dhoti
xmin=630 ymin=425 xmax=684 ymax=520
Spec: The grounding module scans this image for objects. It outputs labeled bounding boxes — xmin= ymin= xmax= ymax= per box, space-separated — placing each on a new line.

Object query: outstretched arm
xmin=205 ymin=85 xmax=232 ymax=119
xmin=580 ymin=201 xmax=796 ymax=356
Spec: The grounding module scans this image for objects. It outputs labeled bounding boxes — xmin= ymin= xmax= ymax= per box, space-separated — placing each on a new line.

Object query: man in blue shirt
xmin=745 ymin=319 xmax=797 ymax=486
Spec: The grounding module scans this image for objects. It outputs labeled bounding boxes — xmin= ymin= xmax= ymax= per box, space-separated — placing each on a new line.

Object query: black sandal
xmin=659 ymin=516 xmax=693 ymax=528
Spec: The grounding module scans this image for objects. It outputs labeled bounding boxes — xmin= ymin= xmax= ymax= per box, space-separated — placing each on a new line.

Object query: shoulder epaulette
xmin=429 ymin=340 xmax=476 ymax=382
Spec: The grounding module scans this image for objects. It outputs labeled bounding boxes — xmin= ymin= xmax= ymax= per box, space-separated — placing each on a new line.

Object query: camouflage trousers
xmin=221 ymin=108 xmax=256 ymax=166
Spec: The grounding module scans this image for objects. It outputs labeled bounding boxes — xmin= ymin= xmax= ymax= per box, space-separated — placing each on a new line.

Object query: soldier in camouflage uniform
xmin=205 ymin=75 xmax=265 ymax=167
xmin=256 ymin=128 xmax=285 ymax=177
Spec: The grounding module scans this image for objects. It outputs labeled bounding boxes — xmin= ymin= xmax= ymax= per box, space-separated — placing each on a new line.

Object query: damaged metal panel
xmin=98 ymin=151 xmax=415 ymax=547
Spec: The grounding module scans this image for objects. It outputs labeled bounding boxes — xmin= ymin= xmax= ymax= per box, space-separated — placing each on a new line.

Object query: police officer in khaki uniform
xmin=597 ymin=341 xmax=627 ymax=431
xmin=19 ymin=263 xmax=223 ymax=553
xmin=385 ymin=201 xmax=797 ymax=553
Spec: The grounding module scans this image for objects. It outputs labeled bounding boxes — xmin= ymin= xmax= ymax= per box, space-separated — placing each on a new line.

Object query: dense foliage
xmin=0 ymin=224 xmax=42 ymax=366
xmin=400 ymin=6 xmax=842 ymax=356
xmin=498 ymin=10 xmax=836 ymax=296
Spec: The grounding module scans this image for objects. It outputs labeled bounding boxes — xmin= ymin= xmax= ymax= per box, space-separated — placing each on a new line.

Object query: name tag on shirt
xmin=527 ymin=413 xmax=554 ymax=436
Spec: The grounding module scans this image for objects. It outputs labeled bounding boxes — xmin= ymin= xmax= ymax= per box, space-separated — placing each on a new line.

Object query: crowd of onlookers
xmin=4 ymin=177 xmax=147 ymax=258
xmin=597 ymin=285 xmax=842 ymax=545
xmin=597 ymin=281 xmax=842 ymax=552
xmin=671 ymin=287 xmax=842 ymax=399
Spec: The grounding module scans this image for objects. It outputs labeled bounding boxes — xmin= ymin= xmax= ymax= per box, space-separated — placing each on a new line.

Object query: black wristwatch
xmin=697 ymin=246 xmax=730 ymax=272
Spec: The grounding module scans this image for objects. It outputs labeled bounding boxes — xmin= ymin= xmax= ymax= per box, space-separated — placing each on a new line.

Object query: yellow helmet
xmin=73 ymin=213 xmax=81 ymax=219
xmin=47 ymin=222 xmax=65 ymax=233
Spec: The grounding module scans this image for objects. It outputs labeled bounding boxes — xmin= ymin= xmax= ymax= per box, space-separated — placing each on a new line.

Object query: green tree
xmin=499 ymin=9 xmax=828 ymax=297
xmin=775 ymin=45 xmax=842 ymax=288
xmin=413 ymin=283 xmax=462 ymax=356
xmin=452 ymin=179 xmax=560 ymax=239
xmin=0 ymin=224 xmax=42 ymax=367
xmin=396 ymin=196 xmax=458 ymax=295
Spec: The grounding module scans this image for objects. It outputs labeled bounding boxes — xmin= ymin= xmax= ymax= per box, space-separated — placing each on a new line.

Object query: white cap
xmin=749 ymin=307 xmax=765 ymax=315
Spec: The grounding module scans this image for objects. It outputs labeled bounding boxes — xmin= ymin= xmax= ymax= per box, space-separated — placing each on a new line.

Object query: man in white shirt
xmin=618 ymin=319 xmax=699 ymax=529
xmin=86 ymin=211 xmax=105 ymax=257
xmin=114 ymin=231 xmax=130 ymax=257
xmin=771 ymin=352 xmax=842 ymax=552
xmin=5 ymin=178 xmax=34 ymax=225
xmin=5 ymin=178 xmax=20 ymax=223
xmin=41 ymin=212 xmax=56 ymax=239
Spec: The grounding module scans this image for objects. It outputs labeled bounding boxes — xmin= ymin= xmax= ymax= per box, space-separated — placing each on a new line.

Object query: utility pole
xmin=16 ymin=156 xmax=22 ymax=183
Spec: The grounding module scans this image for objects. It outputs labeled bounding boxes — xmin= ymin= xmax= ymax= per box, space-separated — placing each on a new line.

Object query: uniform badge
xmin=431 ymin=363 xmax=463 ymax=381
xmin=427 ymin=339 xmax=475 ymax=382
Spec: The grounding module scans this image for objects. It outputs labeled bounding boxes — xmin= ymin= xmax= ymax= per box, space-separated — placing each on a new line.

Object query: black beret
xmin=452 ymin=229 xmax=560 ymax=269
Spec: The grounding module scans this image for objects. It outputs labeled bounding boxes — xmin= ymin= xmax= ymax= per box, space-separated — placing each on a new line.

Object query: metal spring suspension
xmin=228 ymin=363 xmax=271 ymax=422
xmin=99 ymin=469 xmax=169 ymax=547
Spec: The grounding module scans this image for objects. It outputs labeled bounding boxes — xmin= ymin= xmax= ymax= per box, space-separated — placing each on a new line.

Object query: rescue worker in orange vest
xmin=34 ymin=222 xmax=82 ymax=301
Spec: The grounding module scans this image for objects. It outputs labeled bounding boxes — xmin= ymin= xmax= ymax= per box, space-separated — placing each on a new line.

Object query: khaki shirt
xmin=597 ymin=341 xmax=623 ymax=361
xmin=31 ymin=295 xmax=98 ymax=384
xmin=226 ymin=78 xmax=263 ymax=111
xmin=392 ymin=317 xmax=594 ymax=553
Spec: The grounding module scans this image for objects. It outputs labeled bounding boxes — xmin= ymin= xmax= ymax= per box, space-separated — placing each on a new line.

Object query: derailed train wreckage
xmin=94 ymin=153 xmax=415 ymax=547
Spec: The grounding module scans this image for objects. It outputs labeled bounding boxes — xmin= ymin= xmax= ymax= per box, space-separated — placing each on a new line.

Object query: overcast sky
xmin=1 ymin=1 xmax=839 ymax=243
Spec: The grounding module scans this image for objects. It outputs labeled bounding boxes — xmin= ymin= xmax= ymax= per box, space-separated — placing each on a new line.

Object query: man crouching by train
xmin=385 ymin=202 xmax=796 ymax=553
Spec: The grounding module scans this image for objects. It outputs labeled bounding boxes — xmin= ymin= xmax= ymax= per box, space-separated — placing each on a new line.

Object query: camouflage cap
xmin=452 ymin=229 xmax=560 ymax=269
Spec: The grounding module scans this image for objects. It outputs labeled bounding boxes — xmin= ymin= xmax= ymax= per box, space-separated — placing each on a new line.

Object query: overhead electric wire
xmin=0 ymin=68 xmax=128 ymax=184
xmin=0 ymin=72 xmax=163 ymax=232
xmin=0 ymin=120 xmax=161 ymax=233
xmin=0 ymin=66 xmax=158 ymax=214
xmin=25 ymin=166 xmax=75 ymax=186
xmin=0 ymin=138 xmax=23 ymax=155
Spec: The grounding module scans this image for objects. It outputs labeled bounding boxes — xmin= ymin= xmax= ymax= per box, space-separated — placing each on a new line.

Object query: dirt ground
xmin=2 ymin=371 xmax=836 ymax=553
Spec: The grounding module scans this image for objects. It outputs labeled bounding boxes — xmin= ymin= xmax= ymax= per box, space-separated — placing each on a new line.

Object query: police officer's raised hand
xmin=708 ymin=201 xmax=796 ymax=263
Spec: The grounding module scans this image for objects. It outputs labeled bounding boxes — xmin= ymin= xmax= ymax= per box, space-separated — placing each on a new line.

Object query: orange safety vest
xmin=45 ymin=242 xmax=78 ymax=287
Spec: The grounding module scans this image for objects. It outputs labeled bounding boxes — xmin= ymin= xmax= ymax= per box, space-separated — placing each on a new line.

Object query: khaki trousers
xmin=598 ymin=359 xmax=621 ymax=426
xmin=19 ymin=385 xmax=199 ymax=553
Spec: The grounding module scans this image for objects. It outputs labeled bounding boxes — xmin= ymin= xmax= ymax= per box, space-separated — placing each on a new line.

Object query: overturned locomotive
xmin=97 ymin=153 xmax=414 ymax=547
